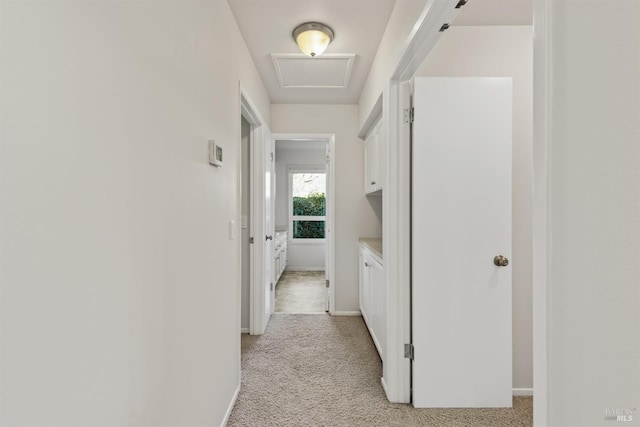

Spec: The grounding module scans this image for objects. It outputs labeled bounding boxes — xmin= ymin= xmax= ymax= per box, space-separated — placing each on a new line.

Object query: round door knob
xmin=493 ymin=255 xmax=509 ymax=267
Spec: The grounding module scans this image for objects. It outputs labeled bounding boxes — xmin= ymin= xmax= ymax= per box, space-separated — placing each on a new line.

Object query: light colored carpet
xmin=275 ymin=270 xmax=326 ymax=313
xmin=227 ymin=314 xmax=532 ymax=427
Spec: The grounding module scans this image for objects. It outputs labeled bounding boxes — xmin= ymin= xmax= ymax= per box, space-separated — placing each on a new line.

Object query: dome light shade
xmin=292 ymin=22 xmax=334 ymax=57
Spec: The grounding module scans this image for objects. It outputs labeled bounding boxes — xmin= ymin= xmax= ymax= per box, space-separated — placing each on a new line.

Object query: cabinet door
xmin=360 ymin=252 xmax=372 ymax=326
xmin=375 ymin=120 xmax=384 ymax=192
xmin=282 ymin=240 xmax=287 ymax=273
xmin=364 ymin=134 xmax=377 ymax=193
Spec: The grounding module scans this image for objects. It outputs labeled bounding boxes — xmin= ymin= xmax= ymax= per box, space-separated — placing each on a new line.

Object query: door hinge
xmin=270 ymin=152 xmax=274 ymax=162
xmin=249 ymin=236 xmax=254 ymax=244
xmin=404 ymin=343 xmax=414 ymax=360
xmin=404 ymin=107 xmax=414 ymax=124
xmin=326 ymin=279 xmax=330 ymax=288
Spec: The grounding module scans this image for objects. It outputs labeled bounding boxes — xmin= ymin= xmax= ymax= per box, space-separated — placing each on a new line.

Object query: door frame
xmin=381 ymin=1 xmax=549 ymax=423
xmin=240 ymin=84 xmax=271 ymax=335
xmin=272 ymin=133 xmax=336 ymax=315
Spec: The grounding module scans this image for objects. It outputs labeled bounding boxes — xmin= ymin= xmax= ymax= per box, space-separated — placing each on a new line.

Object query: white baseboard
xmin=332 ymin=311 xmax=361 ymax=316
xmin=240 ymin=328 xmax=249 ymax=334
xmin=285 ymin=267 xmax=325 ymax=272
xmin=381 ymin=377 xmax=389 ymax=397
xmin=512 ymin=388 xmax=533 ymax=396
xmin=221 ymin=383 xmax=240 ymax=427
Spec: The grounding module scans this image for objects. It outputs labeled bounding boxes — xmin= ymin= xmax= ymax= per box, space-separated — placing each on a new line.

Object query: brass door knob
xmin=493 ymin=255 xmax=509 ymax=267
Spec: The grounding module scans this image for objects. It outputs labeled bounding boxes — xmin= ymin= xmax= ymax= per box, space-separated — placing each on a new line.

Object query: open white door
xmin=264 ymin=128 xmax=275 ymax=318
xmin=411 ymin=77 xmax=513 ymax=408
xmin=324 ymin=142 xmax=331 ymax=312
xmin=243 ymin=88 xmax=272 ymax=335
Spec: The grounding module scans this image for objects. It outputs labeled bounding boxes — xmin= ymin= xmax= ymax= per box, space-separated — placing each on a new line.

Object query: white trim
xmin=359 ymin=93 xmax=383 ymax=139
xmin=288 ymin=239 xmax=326 ymax=246
xmin=381 ymin=0 xmax=545 ymax=409
xmin=220 ymin=383 xmax=240 ymax=427
xmin=532 ymin=1 xmax=551 ymax=425
xmin=287 ymin=165 xmax=327 ymax=242
xmin=271 ymin=53 xmax=355 ymax=88
xmin=240 ymin=328 xmax=249 ymax=334
xmin=391 ymin=0 xmax=461 ymax=81
xmin=381 ymin=377 xmax=389 ymax=397
xmin=240 ymin=83 xmax=270 ymax=336
xmin=284 ymin=267 xmax=325 ymax=272
xmin=513 ymin=388 xmax=534 ymax=397
xmin=273 ymin=133 xmax=336 ymax=316
xmin=382 ymin=0 xmax=464 ymax=404
xmin=380 ymin=78 xmax=412 ymax=403
xmin=332 ymin=311 xmax=362 ymax=316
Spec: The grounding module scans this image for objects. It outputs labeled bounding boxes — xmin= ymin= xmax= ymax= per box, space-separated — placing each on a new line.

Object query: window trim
xmin=287 ymin=165 xmax=327 ymax=243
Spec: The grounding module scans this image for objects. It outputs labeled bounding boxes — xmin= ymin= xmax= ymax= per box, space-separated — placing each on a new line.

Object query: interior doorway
xmin=240 ymin=116 xmax=251 ymax=333
xmin=381 ymin=0 xmax=535 ymax=408
xmin=272 ymin=134 xmax=336 ymax=315
xmin=240 ymin=88 xmax=272 ymax=336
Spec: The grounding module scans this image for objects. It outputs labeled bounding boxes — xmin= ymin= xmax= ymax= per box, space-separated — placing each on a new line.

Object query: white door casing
xmin=242 ymin=87 xmax=271 ymax=336
xmin=411 ymin=77 xmax=513 ymax=408
xmin=264 ymin=127 xmax=275 ymax=317
xmin=271 ymin=133 xmax=336 ymax=315
xmin=324 ymin=142 xmax=331 ymax=312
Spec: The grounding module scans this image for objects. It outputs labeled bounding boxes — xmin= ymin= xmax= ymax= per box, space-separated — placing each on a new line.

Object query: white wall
xmin=274 ymin=145 xmax=326 ymax=270
xmin=415 ymin=26 xmax=533 ymax=390
xmin=359 ymin=0 xmax=428 ymax=130
xmin=0 ymin=2 xmax=270 ymax=426
xmin=540 ymin=1 xmax=640 ymax=425
xmin=271 ymin=105 xmax=381 ymax=312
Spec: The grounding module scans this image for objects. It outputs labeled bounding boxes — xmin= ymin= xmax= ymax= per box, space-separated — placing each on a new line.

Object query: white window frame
xmin=287 ymin=165 xmax=327 ymax=244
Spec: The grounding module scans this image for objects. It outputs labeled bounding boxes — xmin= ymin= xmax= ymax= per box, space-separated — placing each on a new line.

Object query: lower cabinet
xmin=359 ymin=243 xmax=385 ymax=362
xmin=275 ymin=232 xmax=287 ymax=283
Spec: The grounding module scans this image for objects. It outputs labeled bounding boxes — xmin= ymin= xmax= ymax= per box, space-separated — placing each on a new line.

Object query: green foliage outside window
xmin=293 ymin=192 xmax=326 ymax=216
xmin=293 ymin=192 xmax=325 ymax=238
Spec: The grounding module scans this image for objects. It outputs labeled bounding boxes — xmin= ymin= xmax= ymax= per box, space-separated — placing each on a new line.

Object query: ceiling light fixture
xmin=292 ymin=22 xmax=334 ymax=57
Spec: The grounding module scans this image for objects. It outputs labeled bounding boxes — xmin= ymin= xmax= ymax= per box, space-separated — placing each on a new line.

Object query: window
xmin=289 ymin=167 xmax=326 ymax=240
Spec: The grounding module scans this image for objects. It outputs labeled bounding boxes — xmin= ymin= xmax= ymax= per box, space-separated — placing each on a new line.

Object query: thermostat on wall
xmin=209 ymin=140 xmax=223 ymax=167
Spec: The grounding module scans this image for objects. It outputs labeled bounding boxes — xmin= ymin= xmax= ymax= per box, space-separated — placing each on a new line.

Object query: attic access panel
xmin=271 ymin=54 xmax=355 ymax=88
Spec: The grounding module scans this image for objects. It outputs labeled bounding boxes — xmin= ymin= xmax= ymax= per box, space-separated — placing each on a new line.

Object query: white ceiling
xmin=229 ymin=0 xmax=532 ymax=105
xmin=228 ymin=0 xmax=397 ymax=105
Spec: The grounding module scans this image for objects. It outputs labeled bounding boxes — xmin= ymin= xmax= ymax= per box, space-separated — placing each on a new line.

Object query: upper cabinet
xmin=364 ymin=118 xmax=383 ymax=194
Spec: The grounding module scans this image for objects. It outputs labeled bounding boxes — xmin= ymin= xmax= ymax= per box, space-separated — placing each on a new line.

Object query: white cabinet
xmin=274 ymin=232 xmax=287 ymax=283
xmin=359 ymin=241 xmax=385 ymax=361
xmin=364 ymin=118 xmax=383 ymax=194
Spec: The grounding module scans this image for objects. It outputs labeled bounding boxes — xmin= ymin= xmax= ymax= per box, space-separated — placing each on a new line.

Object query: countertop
xmin=359 ymin=238 xmax=382 ymax=259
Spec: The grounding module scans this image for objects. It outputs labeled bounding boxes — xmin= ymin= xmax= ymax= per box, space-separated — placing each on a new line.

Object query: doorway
xmin=381 ymin=1 xmax=535 ymax=408
xmin=272 ymin=134 xmax=336 ymax=315
xmin=240 ymin=88 xmax=273 ymax=336
xmin=240 ymin=116 xmax=251 ymax=333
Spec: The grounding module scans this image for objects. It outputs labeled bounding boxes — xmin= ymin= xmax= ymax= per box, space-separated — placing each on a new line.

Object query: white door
xmin=412 ymin=77 xmax=513 ymax=408
xmin=324 ymin=142 xmax=331 ymax=312
xmin=265 ymin=131 xmax=275 ymax=317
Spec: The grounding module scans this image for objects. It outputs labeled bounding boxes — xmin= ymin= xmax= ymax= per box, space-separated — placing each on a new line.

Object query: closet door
xmin=412 ymin=77 xmax=513 ymax=408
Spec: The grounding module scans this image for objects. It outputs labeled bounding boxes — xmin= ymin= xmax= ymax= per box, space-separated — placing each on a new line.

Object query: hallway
xmin=275 ymin=271 xmax=326 ymax=313
xmin=228 ymin=314 xmax=533 ymax=426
